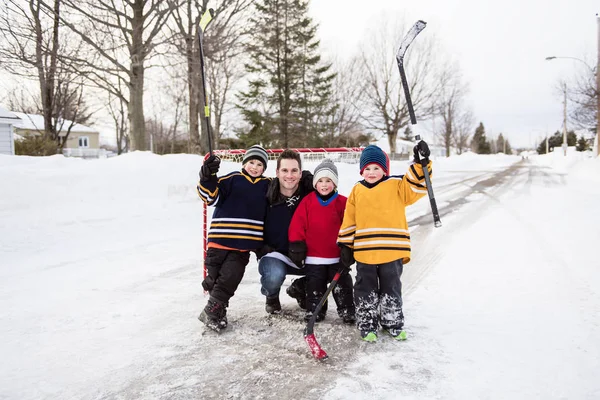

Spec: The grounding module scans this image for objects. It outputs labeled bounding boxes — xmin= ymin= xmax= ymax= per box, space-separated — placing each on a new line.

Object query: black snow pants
xmin=304 ymin=262 xmax=355 ymax=317
xmin=354 ymin=259 xmax=404 ymax=333
xmin=202 ymin=247 xmax=250 ymax=305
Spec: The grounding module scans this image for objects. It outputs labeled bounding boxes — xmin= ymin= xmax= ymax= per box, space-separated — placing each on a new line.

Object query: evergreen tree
xmin=471 ymin=122 xmax=491 ymax=154
xmin=238 ymin=0 xmax=335 ymax=148
xmin=576 ymin=135 xmax=589 ymax=152
xmin=536 ymin=130 xmax=578 ymax=154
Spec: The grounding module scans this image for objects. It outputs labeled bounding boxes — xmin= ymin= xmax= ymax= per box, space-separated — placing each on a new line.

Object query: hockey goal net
xmin=201 ymin=147 xmax=363 ymax=273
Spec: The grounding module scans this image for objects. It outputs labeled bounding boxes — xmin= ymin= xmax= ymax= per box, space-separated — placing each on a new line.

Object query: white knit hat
xmin=312 ymin=158 xmax=338 ymax=188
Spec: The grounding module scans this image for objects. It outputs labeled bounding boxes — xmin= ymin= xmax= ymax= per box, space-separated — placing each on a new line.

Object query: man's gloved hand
xmin=288 ymin=241 xmax=307 ymax=268
xmin=339 ymin=245 xmax=355 ymax=269
xmin=413 ymin=140 xmax=431 ymax=164
xmin=255 ymin=244 xmax=273 ymax=260
xmin=200 ymin=155 xmax=221 ymax=181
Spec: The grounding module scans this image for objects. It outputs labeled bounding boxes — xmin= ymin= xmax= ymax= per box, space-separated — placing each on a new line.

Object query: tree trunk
xmin=129 ymin=0 xmax=146 ymax=151
xmin=388 ymin=131 xmax=397 ymax=154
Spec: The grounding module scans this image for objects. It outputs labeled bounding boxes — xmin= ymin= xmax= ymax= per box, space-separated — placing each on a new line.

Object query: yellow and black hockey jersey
xmin=337 ymin=161 xmax=432 ymax=265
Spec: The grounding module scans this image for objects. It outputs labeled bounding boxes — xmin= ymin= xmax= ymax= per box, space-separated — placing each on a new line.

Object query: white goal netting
xmin=201 ymin=147 xmax=364 ymax=273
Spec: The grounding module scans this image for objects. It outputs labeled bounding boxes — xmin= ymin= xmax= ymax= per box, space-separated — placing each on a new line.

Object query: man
xmin=256 ymin=149 xmax=313 ymax=314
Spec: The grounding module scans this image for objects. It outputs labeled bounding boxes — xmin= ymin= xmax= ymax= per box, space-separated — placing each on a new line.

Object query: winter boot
xmin=360 ymin=330 xmax=378 ymax=343
xmin=286 ymin=278 xmax=307 ymax=309
xmin=384 ymin=327 xmax=408 ymax=341
xmin=338 ymin=308 xmax=356 ymax=325
xmin=304 ymin=309 xmax=327 ymax=323
xmin=219 ymin=308 xmax=228 ymax=329
xmin=265 ymin=296 xmax=281 ymax=314
xmin=198 ymin=298 xmax=226 ymax=333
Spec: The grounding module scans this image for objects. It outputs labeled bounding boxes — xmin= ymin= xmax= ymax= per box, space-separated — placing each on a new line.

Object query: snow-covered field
xmin=1 ymin=150 xmax=599 ymax=399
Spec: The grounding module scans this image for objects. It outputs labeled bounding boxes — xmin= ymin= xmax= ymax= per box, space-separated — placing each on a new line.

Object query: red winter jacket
xmin=288 ymin=192 xmax=347 ymax=265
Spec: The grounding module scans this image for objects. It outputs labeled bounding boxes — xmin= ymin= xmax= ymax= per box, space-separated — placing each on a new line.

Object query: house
xmin=13 ymin=112 xmax=102 ymax=158
xmin=0 ymin=106 xmax=20 ymax=155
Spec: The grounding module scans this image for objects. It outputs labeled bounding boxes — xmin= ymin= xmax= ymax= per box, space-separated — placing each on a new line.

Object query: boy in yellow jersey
xmin=337 ymin=142 xmax=431 ymax=342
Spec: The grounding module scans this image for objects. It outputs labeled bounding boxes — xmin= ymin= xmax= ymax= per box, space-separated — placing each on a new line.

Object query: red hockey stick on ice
xmin=303 ymin=265 xmax=347 ymax=361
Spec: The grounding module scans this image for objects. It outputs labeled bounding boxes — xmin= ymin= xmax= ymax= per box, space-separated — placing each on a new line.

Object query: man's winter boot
xmin=198 ymin=299 xmax=226 ymax=333
xmin=265 ymin=296 xmax=281 ymax=314
xmin=286 ymin=278 xmax=307 ymax=310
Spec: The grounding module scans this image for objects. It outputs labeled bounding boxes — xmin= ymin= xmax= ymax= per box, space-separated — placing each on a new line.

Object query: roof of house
xmin=0 ymin=106 xmax=21 ymax=120
xmin=12 ymin=112 xmax=97 ymax=133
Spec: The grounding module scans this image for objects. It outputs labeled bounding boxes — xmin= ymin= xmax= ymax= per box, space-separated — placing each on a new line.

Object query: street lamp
xmin=546 ymin=46 xmax=600 ymax=156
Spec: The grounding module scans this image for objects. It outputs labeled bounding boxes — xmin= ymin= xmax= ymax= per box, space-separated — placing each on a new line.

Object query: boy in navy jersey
xmin=196 ymin=145 xmax=271 ymax=332
xmin=288 ymin=159 xmax=356 ymax=323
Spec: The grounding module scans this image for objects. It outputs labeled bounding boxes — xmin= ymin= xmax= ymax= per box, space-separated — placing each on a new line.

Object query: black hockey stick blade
xmin=415 ymin=135 xmax=442 ymax=227
xmin=396 ymin=20 xmax=427 ymax=125
xmin=303 ymin=266 xmax=346 ymax=361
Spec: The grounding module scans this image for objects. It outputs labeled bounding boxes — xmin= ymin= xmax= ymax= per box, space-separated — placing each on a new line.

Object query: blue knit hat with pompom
xmin=359 ymin=145 xmax=389 ymax=175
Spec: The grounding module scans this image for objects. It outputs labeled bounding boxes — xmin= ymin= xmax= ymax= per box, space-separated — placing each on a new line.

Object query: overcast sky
xmin=310 ymin=0 xmax=599 ymax=148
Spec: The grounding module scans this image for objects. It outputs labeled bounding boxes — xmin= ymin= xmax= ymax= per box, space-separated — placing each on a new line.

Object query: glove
xmin=413 ymin=140 xmax=431 ymax=164
xmin=288 ymin=241 xmax=307 ymax=268
xmin=255 ymin=245 xmax=273 ymax=260
xmin=339 ymin=245 xmax=355 ymax=269
xmin=200 ymin=155 xmax=221 ymax=181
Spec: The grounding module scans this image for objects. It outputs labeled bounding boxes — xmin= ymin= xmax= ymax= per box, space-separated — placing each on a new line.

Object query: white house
xmin=13 ymin=112 xmax=103 ymax=158
xmin=0 ymin=106 xmax=20 ymax=155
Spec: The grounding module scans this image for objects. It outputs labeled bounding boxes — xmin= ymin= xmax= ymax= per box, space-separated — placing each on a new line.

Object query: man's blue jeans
xmin=258 ymin=256 xmax=305 ymax=297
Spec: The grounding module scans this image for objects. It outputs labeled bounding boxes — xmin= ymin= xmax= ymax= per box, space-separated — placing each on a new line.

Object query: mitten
xmin=255 ymin=245 xmax=273 ymax=260
xmin=200 ymin=155 xmax=221 ymax=181
xmin=413 ymin=140 xmax=431 ymax=164
xmin=288 ymin=241 xmax=307 ymax=268
xmin=339 ymin=245 xmax=355 ymax=269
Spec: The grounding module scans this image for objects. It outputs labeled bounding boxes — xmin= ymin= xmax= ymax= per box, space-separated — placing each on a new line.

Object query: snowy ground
xmin=1 ymin=150 xmax=599 ymax=399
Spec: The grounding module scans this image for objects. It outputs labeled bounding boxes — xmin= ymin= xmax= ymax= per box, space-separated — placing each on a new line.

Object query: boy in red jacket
xmin=288 ymin=159 xmax=356 ymax=323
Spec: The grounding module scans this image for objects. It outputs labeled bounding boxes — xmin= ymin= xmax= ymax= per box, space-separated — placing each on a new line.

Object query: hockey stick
xmin=198 ymin=8 xmax=215 ymax=285
xmin=396 ymin=20 xmax=426 ymax=124
xmin=415 ymin=135 xmax=442 ymax=227
xmin=198 ymin=8 xmax=215 ymax=156
xmin=396 ymin=21 xmax=442 ymax=228
xmin=304 ymin=265 xmax=347 ymax=361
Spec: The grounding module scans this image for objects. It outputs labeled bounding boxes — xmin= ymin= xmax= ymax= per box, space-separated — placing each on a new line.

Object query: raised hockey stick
xmin=198 ymin=8 xmax=215 ymax=284
xmin=198 ymin=8 xmax=215 ymax=155
xmin=396 ymin=20 xmax=426 ymax=124
xmin=304 ymin=265 xmax=347 ymax=361
xmin=396 ymin=21 xmax=442 ymax=227
xmin=415 ymin=135 xmax=442 ymax=227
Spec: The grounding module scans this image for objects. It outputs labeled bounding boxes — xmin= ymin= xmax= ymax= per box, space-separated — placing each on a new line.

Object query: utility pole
xmin=596 ymin=14 xmax=600 ymax=156
xmin=563 ymin=83 xmax=568 ymax=156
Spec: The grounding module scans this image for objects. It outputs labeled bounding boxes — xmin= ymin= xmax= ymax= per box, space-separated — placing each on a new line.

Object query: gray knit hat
xmin=242 ymin=145 xmax=268 ymax=167
xmin=312 ymin=158 xmax=338 ymax=188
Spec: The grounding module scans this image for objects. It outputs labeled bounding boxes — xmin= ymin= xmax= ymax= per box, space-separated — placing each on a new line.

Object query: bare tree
xmin=45 ymin=0 xmax=177 ymax=151
xmin=107 ymin=89 xmax=129 ymax=155
xmin=0 ymin=0 xmax=92 ymax=149
xmin=359 ymin=17 xmax=439 ymax=155
xmin=453 ymin=110 xmax=474 ymax=154
xmin=432 ymin=63 xmax=472 ymax=156
xmin=323 ymin=56 xmax=365 ymax=147
xmin=569 ymin=65 xmax=598 ymax=134
xmin=168 ymin=0 xmax=252 ymax=153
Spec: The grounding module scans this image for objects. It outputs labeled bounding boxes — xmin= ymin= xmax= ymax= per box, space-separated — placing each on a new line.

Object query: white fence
xmin=62 ymin=148 xmax=112 ymax=158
